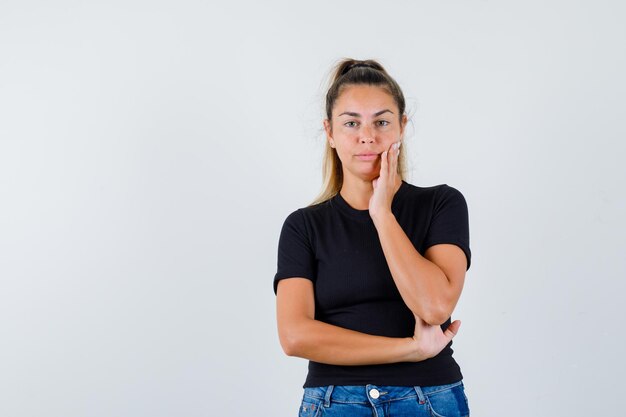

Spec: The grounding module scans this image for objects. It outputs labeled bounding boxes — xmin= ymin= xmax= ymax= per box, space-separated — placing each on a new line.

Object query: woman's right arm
xmin=276 ymin=278 xmax=460 ymax=366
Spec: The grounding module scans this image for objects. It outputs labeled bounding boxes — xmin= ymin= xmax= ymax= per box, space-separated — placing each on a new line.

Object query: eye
xmin=377 ymin=120 xmax=390 ymax=127
xmin=344 ymin=121 xmax=358 ymax=128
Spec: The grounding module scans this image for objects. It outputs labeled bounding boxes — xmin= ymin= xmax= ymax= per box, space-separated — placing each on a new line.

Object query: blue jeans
xmin=298 ymin=381 xmax=469 ymax=417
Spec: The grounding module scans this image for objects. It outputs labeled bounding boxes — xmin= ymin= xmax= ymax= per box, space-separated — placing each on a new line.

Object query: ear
xmin=323 ymin=119 xmax=335 ymax=148
xmin=400 ymin=114 xmax=408 ymax=139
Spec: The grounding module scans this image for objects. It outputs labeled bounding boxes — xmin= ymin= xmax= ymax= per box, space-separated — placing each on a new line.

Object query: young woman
xmin=274 ymin=59 xmax=471 ymax=417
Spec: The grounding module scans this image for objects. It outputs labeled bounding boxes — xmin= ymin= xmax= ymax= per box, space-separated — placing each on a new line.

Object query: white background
xmin=1 ymin=1 xmax=625 ymax=416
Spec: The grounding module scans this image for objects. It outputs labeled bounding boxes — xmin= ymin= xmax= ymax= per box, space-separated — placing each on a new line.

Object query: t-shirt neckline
xmin=331 ymin=180 xmax=410 ymax=221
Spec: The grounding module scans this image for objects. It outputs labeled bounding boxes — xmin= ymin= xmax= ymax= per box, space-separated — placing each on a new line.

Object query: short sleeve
xmin=273 ymin=209 xmax=317 ymax=294
xmin=422 ymin=185 xmax=471 ymax=270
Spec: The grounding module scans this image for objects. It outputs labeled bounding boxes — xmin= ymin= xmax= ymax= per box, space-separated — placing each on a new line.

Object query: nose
xmin=359 ymin=126 xmax=375 ymax=143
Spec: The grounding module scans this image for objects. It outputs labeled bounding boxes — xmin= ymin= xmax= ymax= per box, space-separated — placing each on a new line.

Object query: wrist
xmin=395 ymin=337 xmax=418 ymax=362
xmin=371 ymin=210 xmax=396 ymax=228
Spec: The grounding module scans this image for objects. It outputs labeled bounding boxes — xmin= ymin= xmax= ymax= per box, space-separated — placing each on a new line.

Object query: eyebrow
xmin=337 ymin=109 xmax=395 ymax=117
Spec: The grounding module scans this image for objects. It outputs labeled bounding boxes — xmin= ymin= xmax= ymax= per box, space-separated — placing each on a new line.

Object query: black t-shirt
xmin=273 ymin=181 xmax=471 ymax=387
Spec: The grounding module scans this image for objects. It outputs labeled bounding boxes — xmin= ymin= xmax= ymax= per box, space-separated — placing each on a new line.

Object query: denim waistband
xmin=303 ymin=381 xmax=463 ymax=406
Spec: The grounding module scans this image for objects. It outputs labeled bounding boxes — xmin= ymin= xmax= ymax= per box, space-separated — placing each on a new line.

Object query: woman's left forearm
xmin=372 ymin=211 xmax=456 ymax=325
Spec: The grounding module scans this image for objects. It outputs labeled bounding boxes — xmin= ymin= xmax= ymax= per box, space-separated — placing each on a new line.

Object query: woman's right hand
xmin=407 ymin=315 xmax=461 ymax=361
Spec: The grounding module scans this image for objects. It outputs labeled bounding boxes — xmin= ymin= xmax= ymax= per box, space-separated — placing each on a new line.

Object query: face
xmin=324 ymin=84 xmax=407 ymax=183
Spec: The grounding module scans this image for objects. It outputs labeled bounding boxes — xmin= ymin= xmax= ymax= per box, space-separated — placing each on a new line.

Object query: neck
xmin=340 ymin=175 xmax=402 ymax=210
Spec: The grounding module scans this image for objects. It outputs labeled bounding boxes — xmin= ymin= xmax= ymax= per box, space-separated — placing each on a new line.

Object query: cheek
xmin=386 ymin=129 xmax=403 ymax=143
xmin=332 ymin=146 xmax=346 ymax=160
xmin=380 ymin=139 xmax=396 ymax=150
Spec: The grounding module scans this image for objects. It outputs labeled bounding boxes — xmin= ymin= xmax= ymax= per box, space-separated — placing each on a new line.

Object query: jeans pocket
xmin=298 ymin=397 xmax=322 ymax=417
xmin=426 ymin=383 xmax=470 ymax=417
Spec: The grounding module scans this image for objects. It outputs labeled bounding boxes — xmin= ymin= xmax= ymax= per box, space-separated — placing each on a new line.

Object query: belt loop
xmin=323 ymin=385 xmax=334 ymax=407
xmin=413 ymin=386 xmax=426 ymax=404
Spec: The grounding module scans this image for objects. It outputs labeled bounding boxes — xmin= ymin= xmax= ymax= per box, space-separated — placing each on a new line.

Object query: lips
xmin=355 ymin=153 xmax=379 ymax=161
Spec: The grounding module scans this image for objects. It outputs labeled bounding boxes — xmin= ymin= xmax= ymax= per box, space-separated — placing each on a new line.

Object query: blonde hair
xmin=310 ymin=58 xmax=408 ymax=206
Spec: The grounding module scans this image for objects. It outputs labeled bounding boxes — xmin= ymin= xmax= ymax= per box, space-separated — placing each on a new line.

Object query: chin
xmin=354 ymin=170 xmax=379 ymax=182
xmin=344 ymin=163 xmax=381 ymax=183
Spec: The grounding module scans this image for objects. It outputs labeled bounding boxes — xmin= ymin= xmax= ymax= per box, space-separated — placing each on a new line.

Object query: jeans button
xmin=369 ymin=388 xmax=380 ymax=399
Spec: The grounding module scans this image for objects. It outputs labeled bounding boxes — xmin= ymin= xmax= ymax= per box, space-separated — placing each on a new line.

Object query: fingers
xmin=388 ymin=141 xmax=400 ymax=173
xmin=412 ymin=315 xmax=427 ymax=339
xmin=380 ymin=141 xmax=401 ymax=180
xmin=391 ymin=141 xmax=400 ymax=175
xmin=380 ymin=150 xmax=388 ymax=180
xmin=444 ymin=320 xmax=461 ymax=341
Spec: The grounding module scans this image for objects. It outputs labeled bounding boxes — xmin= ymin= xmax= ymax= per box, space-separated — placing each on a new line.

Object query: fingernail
xmin=397 ymin=141 xmax=402 ymax=149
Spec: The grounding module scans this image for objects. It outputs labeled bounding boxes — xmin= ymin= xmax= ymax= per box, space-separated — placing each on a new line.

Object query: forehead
xmin=333 ymin=85 xmax=396 ymax=116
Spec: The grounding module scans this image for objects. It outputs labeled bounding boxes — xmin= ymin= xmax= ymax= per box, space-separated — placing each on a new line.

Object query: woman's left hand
xmin=369 ymin=140 xmax=401 ymax=222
